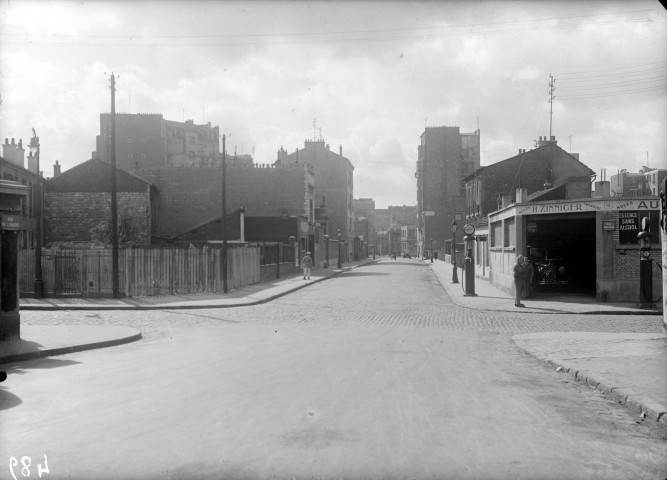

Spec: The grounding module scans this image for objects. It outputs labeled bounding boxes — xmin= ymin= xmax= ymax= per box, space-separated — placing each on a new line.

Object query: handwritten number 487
xmin=9 ymin=454 xmax=49 ymax=479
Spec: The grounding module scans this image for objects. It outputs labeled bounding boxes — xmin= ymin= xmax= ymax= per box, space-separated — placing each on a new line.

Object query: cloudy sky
xmin=1 ymin=1 xmax=665 ymax=208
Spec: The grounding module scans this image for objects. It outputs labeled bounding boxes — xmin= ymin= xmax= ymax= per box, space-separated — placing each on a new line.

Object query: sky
xmin=1 ymin=1 xmax=665 ymax=209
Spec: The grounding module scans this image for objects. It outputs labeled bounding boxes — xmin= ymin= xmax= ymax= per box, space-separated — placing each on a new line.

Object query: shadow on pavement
xmin=339 ymin=271 xmax=390 ymax=277
xmin=0 ymin=387 xmax=22 ymax=410
xmin=4 ymin=358 xmax=81 ymax=374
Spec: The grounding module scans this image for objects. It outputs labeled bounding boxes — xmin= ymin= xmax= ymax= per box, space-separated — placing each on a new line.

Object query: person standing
xmin=513 ymin=255 xmax=526 ymax=307
xmin=301 ymin=251 xmax=313 ymax=280
xmin=523 ymin=255 xmax=534 ymax=299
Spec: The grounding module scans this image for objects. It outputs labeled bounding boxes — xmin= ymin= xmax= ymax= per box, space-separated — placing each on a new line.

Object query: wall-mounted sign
xmin=1 ymin=214 xmax=20 ymax=231
xmin=602 ymin=220 xmax=615 ymax=231
xmin=300 ymin=220 xmax=309 ymax=234
xmin=424 ymin=211 xmax=435 ymax=216
xmin=618 ymin=211 xmax=639 ymax=244
xmin=527 ymin=222 xmax=537 ymax=233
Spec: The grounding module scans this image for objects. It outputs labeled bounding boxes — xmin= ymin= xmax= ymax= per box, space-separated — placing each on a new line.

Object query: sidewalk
xmin=427 ymin=258 xmax=666 ymax=424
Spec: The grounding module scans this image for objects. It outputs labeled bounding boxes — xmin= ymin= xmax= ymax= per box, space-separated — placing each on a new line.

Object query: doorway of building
xmin=525 ymin=214 xmax=596 ymax=296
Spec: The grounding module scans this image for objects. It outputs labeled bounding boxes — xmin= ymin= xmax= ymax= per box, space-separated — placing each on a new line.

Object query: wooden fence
xmin=18 ymin=245 xmax=260 ymax=298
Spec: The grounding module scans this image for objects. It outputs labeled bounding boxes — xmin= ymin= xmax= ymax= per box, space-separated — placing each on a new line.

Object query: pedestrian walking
xmin=523 ymin=256 xmax=534 ymax=299
xmin=301 ymin=251 xmax=313 ymax=280
xmin=513 ymin=255 xmax=526 ymax=307
xmin=433 ymin=251 xmax=438 ymax=261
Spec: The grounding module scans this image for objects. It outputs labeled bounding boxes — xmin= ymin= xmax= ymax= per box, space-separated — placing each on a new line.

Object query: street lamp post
xmin=430 ymin=236 xmax=433 ymax=263
xmin=29 ymin=130 xmax=44 ymax=298
xmin=337 ymin=229 xmax=342 ymax=269
xmin=289 ymin=236 xmax=297 ymax=270
xmin=324 ymin=234 xmax=329 ymax=268
xmin=451 ymin=220 xmax=459 ymax=283
xmin=638 ymin=217 xmax=654 ymax=308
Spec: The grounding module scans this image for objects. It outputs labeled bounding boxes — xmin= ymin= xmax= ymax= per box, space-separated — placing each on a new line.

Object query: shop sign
xmin=300 ymin=220 xmax=309 ymax=234
xmin=1 ymin=214 xmax=20 ymax=231
xmin=515 ymin=198 xmax=660 ymax=217
xmin=527 ymin=222 xmax=537 ymax=233
xmin=602 ymin=220 xmax=615 ymax=231
xmin=618 ymin=211 xmax=639 ymax=244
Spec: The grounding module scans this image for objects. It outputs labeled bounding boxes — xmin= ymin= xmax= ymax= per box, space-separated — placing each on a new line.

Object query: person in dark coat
xmin=513 ymin=255 xmax=526 ymax=307
xmin=523 ymin=256 xmax=534 ymax=299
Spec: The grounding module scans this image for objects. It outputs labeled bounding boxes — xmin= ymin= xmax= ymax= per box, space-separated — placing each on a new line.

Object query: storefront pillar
xmin=0 ymin=180 xmax=28 ymax=341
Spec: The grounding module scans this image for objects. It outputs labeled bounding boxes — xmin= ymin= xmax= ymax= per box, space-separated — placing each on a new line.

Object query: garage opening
xmin=525 ymin=214 xmax=596 ymax=296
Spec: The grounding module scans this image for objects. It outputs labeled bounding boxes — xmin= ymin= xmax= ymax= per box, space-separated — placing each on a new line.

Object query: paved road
xmin=3 ymin=258 xmax=666 ymax=479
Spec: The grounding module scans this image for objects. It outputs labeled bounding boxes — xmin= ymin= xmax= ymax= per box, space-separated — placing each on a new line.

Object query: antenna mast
xmin=548 ymin=74 xmax=556 ymax=138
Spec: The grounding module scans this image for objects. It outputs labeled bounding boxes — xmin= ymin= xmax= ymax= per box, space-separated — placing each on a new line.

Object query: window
xmin=491 ymin=221 xmax=502 ymax=247
xmin=504 ymin=218 xmax=515 ymax=247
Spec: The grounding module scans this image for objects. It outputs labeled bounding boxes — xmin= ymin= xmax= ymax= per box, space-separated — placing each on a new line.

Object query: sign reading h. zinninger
xmin=489 ymin=198 xmax=661 ymax=222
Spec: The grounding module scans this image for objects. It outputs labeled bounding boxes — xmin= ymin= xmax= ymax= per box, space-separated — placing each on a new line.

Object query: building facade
xmin=464 ymin=137 xmax=594 ymax=221
xmin=353 ymin=197 xmax=375 ymax=254
xmin=0 ymin=137 xmax=44 ymax=249
xmin=274 ymin=139 xmax=355 ymax=248
xmin=43 ymin=158 xmax=157 ymax=246
xmin=94 ymin=114 xmax=223 ymax=172
xmin=610 ymin=168 xmax=652 ymax=197
xmin=416 ymin=126 xmax=480 ymax=256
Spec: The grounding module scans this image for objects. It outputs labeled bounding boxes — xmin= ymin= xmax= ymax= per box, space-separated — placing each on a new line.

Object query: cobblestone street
xmin=6 ymin=259 xmax=666 ymax=479
xmin=21 ymin=259 xmax=661 ymax=338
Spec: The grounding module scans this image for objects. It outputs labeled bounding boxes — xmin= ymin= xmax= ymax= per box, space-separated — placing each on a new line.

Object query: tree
xmin=89 ymin=208 xmax=141 ymax=244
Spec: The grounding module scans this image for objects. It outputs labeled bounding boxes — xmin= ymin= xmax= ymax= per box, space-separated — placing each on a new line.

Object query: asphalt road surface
xmin=2 ymin=258 xmax=666 ymax=479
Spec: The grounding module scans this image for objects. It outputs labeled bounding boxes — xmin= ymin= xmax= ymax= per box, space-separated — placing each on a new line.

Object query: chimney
xmin=339 ymin=145 xmax=343 ymax=157
xmin=3 ymin=137 xmax=25 ymax=168
xmin=53 ymin=160 xmax=62 ymax=177
xmin=516 ymin=187 xmax=528 ymax=203
xmin=501 ymin=195 xmax=512 ymax=207
xmin=593 ymin=181 xmax=610 ymax=198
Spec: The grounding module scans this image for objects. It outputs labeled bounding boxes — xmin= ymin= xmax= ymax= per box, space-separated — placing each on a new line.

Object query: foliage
xmin=89 ymin=208 xmax=141 ymax=244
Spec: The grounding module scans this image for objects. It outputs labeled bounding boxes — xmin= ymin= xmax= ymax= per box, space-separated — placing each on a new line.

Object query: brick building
xmin=274 ymin=140 xmax=354 ymax=247
xmin=44 ymin=158 xmax=157 ymax=245
xmin=94 ymin=114 xmax=223 ymax=171
xmin=610 ymin=167 xmax=667 ymax=197
xmin=0 ymin=137 xmax=44 ymax=249
xmin=135 ymin=162 xmax=315 ymax=240
xmin=464 ymin=136 xmax=594 ymax=221
xmin=416 ymin=126 xmax=480 ymax=256
xmin=353 ymin=198 xmax=375 ymax=255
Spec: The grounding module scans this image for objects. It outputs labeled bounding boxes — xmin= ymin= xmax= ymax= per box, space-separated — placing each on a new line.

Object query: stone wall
xmin=44 ymin=191 xmax=151 ymax=244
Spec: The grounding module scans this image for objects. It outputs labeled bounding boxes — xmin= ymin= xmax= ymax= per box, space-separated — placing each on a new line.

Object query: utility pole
xmin=221 ymin=134 xmax=228 ymax=294
xmin=110 ymin=73 xmax=119 ymax=299
xmin=548 ymin=74 xmax=556 ymax=138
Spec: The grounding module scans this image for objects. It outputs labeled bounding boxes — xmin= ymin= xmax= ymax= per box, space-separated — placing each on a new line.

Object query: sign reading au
xmin=618 ymin=211 xmax=639 ymax=244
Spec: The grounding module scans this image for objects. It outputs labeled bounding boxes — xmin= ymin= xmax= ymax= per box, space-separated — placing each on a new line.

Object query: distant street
xmin=3 ymin=258 xmax=666 ymax=480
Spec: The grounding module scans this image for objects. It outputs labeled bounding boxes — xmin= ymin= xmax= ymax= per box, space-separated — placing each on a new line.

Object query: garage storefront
xmin=487 ymin=197 xmax=661 ymax=303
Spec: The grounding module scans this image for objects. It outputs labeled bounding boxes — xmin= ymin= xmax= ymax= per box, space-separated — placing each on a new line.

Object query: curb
xmin=18 ymin=262 xmax=373 ymax=312
xmin=426 ymin=263 xmax=663 ymax=316
xmin=0 ymin=330 xmax=143 ymax=365
xmin=512 ymin=339 xmax=667 ymax=425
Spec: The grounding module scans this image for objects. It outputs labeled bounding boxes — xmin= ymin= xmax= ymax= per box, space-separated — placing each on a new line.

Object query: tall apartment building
xmin=353 ymin=197 xmax=375 ymax=247
xmin=416 ymin=126 xmax=480 ymax=254
xmin=275 ymin=139 xmax=354 ymax=243
xmin=94 ymin=113 xmax=224 ymax=172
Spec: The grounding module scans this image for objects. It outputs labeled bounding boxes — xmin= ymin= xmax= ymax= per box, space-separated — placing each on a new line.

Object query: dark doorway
xmin=525 ymin=214 xmax=596 ymax=296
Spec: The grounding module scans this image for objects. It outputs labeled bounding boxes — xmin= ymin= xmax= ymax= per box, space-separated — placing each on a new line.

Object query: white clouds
xmin=0 ymin=1 xmax=665 ymax=207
